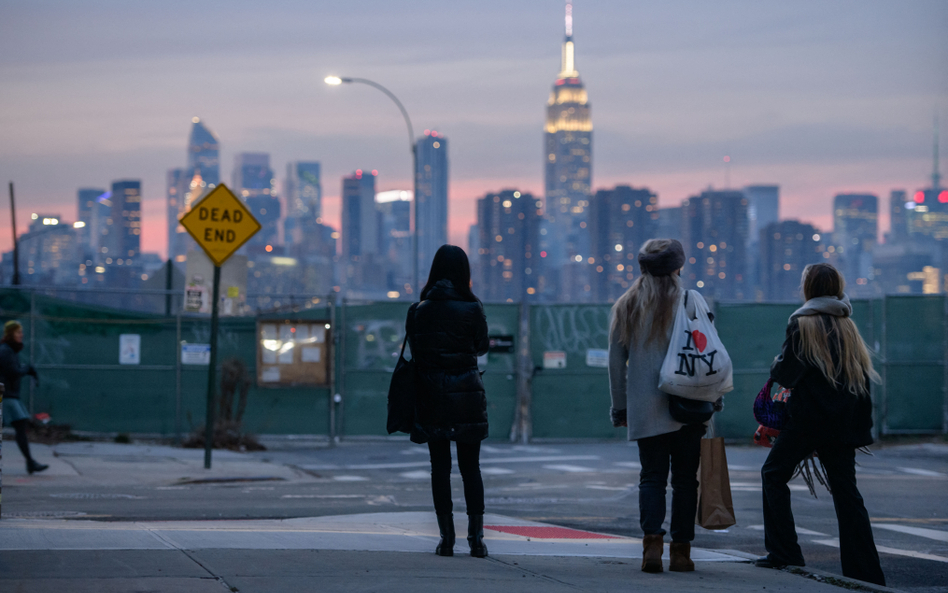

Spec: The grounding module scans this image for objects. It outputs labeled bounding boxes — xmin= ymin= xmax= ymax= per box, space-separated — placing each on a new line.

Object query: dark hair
xmin=420 ymin=245 xmax=479 ymax=302
xmin=802 ymin=263 xmax=844 ymax=301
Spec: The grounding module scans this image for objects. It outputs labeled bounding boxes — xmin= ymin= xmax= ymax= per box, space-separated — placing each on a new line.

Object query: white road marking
xmin=746 ymin=524 xmax=828 ymax=536
xmin=481 ymin=445 xmax=506 ymax=454
xmin=873 ymin=524 xmax=948 ymax=543
xmin=303 ymin=455 xmax=600 ymax=472
xmin=399 ymin=470 xmax=431 ymax=480
xmin=543 ymin=464 xmax=597 ymax=473
xmin=813 ymin=538 xmax=948 ymax=563
xmin=482 ymin=467 xmax=515 ymax=475
xmin=899 ymin=467 xmax=947 ymax=478
xmin=333 ymin=476 xmax=369 ymax=482
xmin=728 ymin=465 xmax=755 ymax=471
xmin=511 ymin=446 xmax=560 ymax=454
xmin=399 ymin=448 xmax=429 ymax=456
xmin=613 ymin=462 xmax=641 ymax=469
xmin=729 ymin=482 xmax=808 ymax=492
xmin=586 ymin=485 xmax=631 ymax=491
xmin=281 ymin=494 xmax=366 ymax=499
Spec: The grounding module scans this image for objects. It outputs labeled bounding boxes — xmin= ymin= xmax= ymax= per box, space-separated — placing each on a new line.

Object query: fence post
xmin=328 ymin=294 xmax=336 ymax=446
xmin=28 ymin=289 xmax=35 ymax=415
xmin=513 ymin=301 xmax=532 ymax=443
xmin=336 ymin=298 xmax=346 ymax=442
xmin=943 ymin=295 xmax=947 ymax=435
xmin=175 ymin=311 xmax=183 ymax=443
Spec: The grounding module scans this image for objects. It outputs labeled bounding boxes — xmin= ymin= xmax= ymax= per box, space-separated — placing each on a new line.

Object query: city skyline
xmin=1 ymin=1 xmax=946 ymax=258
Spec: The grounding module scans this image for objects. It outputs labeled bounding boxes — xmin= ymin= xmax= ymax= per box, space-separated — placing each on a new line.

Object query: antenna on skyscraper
xmin=565 ymin=1 xmax=573 ymax=39
xmin=933 ymin=111 xmax=942 ymax=190
xmin=724 ymin=155 xmax=731 ymax=189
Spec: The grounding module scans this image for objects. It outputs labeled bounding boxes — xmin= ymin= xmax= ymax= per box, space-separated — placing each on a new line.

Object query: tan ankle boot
xmin=669 ymin=542 xmax=695 ymax=572
xmin=641 ymin=534 xmax=663 ymax=573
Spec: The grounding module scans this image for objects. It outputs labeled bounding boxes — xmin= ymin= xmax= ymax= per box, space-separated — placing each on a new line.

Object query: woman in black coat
xmin=405 ymin=245 xmax=490 ymax=558
xmin=756 ymin=264 xmax=885 ymax=586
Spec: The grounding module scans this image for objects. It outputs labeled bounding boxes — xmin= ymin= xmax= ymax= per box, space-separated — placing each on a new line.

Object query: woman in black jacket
xmin=406 ymin=245 xmax=490 ymax=558
xmin=757 ymin=263 xmax=885 ymax=586
xmin=0 ymin=320 xmax=48 ymax=474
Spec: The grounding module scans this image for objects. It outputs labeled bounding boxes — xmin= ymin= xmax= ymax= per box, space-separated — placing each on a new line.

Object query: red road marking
xmin=485 ymin=525 xmax=618 ymax=539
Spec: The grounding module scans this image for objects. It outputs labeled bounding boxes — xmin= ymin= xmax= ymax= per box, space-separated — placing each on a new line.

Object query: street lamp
xmin=324 ymin=75 xmax=419 ymax=295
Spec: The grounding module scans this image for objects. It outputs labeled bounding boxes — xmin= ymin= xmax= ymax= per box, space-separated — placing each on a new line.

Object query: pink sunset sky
xmin=2 ymin=1 xmax=945 ymax=258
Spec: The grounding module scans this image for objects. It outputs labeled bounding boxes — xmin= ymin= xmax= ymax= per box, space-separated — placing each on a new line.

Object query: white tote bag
xmin=658 ymin=290 xmax=734 ymax=401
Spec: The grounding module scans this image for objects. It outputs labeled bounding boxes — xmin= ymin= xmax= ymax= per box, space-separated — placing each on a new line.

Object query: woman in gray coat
xmin=608 ymin=238 xmax=715 ymax=573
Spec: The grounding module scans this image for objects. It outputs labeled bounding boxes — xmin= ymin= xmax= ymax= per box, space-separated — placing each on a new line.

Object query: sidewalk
xmin=0 ymin=440 xmax=903 ymax=593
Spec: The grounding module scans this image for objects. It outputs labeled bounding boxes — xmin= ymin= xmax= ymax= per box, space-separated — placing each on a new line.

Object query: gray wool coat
xmin=608 ymin=290 xmax=707 ymax=441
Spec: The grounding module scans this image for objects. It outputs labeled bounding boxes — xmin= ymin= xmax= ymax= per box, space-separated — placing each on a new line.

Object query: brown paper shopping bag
xmin=696 ymin=436 xmax=736 ymax=530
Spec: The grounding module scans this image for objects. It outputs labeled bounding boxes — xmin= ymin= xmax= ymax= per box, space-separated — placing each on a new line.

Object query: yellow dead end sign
xmin=178 ymin=183 xmax=260 ymax=470
xmin=179 ymin=183 xmax=261 ymax=266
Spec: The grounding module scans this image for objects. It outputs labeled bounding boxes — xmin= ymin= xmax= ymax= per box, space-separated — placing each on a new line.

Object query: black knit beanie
xmin=638 ymin=239 xmax=685 ymax=277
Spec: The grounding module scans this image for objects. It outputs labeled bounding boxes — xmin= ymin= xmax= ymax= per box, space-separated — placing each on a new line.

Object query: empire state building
xmin=542 ymin=2 xmax=593 ymax=301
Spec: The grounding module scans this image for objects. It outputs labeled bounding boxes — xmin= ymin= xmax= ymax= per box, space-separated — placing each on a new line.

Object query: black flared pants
xmin=761 ymin=428 xmax=885 ymax=586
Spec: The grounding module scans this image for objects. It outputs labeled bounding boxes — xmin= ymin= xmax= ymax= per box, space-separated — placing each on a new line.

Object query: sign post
xmin=179 ymin=184 xmax=260 ymax=469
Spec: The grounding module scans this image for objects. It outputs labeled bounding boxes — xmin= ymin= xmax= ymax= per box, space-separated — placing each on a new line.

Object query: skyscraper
xmin=168 ymin=118 xmax=221 ymax=264
xmin=284 ymin=162 xmax=322 ymax=251
xmin=233 ymin=153 xmax=279 ymax=250
xmin=415 ymin=131 xmax=448 ymax=282
xmin=888 ymin=190 xmax=909 ymax=244
xmin=681 ymin=189 xmax=749 ymax=301
xmin=743 ymin=185 xmax=780 ymax=248
xmin=376 ymin=189 xmax=412 ymax=294
xmin=109 ymin=180 xmax=142 ymax=263
xmin=474 ymin=189 xmax=542 ymax=302
xmin=541 ymin=1 xmax=592 ymax=301
xmin=833 ymin=193 xmax=878 ymax=295
xmin=906 ymin=121 xmax=948 ymax=242
xmin=759 ymin=220 xmax=825 ymax=301
xmin=77 ymin=188 xmax=106 ymax=257
xmin=341 ymin=170 xmax=383 ymax=294
xmin=588 ymin=185 xmax=659 ymax=302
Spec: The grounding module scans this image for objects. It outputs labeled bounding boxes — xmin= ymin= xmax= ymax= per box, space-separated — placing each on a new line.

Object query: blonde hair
xmin=796 ymin=264 xmax=880 ymax=396
xmin=611 ymin=239 xmax=682 ymax=347
xmin=3 ymin=320 xmax=22 ymax=340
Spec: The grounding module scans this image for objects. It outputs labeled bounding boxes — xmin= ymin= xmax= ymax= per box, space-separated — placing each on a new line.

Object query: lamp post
xmin=325 ymin=76 xmax=419 ymax=296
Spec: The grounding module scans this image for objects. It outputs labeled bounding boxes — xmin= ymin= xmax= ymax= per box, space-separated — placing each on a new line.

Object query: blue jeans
xmin=637 ymin=425 xmax=704 ymax=542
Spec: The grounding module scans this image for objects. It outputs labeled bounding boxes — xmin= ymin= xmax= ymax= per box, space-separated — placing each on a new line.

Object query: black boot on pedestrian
xmin=27 ymin=459 xmax=49 ymax=475
xmin=435 ymin=513 xmax=455 ymax=556
xmin=467 ymin=514 xmax=488 ymax=558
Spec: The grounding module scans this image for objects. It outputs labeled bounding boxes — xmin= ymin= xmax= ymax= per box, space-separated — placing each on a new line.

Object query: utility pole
xmin=8 ymin=182 xmax=20 ymax=285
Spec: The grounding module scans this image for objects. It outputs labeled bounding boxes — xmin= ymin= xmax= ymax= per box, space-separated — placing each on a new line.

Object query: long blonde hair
xmin=796 ymin=263 xmax=880 ymax=395
xmin=611 ymin=239 xmax=682 ymax=348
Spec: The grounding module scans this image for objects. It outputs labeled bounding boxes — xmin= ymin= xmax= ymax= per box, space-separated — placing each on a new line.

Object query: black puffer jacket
xmin=770 ymin=318 xmax=874 ymax=447
xmin=0 ymin=340 xmax=32 ymax=400
xmin=406 ymin=279 xmax=490 ymax=443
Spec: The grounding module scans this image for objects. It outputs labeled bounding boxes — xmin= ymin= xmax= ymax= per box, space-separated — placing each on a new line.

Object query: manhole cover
xmin=50 ymin=493 xmax=145 ymax=500
xmin=2 ymin=511 xmax=88 ymax=518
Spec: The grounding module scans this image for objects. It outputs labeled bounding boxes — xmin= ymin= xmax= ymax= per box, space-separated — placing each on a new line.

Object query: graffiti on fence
xmin=534 ymin=306 xmax=611 ymax=356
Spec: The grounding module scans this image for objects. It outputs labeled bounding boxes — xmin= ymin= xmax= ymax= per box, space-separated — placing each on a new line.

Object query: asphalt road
xmin=4 ymin=439 xmax=947 ymax=591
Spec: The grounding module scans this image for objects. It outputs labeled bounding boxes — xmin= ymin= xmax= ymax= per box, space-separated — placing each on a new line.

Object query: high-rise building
xmin=77 ymin=188 xmax=106 ymax=257
xmin=376 ymin=190 xmax=412 ymax=294
xmin=541 ymin=2 xmax=592 ymax=302
xmin=888 ymin=190 xmax=909 ymax=244
xmin=188 ymin=117 xmax=220 ymax=187
xmin=109 ymin=180 xmax=142 ymax=263
xmin=168 ymin=119 xmax=221 ymax=265
xmin=474 ymin=189 xmax=542 ymax=302
xmin=681 ymin=189 xmax=749 ymax=301
xmin=833 ymin=193 xmax=878 ymax=295
xmin=906 ymin=118 xmax=948 ymax=241
xmin=656 ymin=206 xmax=683 ymax=242
xmin=415 ymin=132 xmax=448 ymax=282
xmin=759 ymin=220 xmax=825 ymax=301
xmin=743 ymin=185 xmax=779 ymax=248
xmin=341 ymin=170 xmax=383 ymax=295
xmin=284 ymin=161 xmax=322 ymax=251
xmin=588 ymin=185 xmax=659 ymax=302
xmin=233 ymin=153 xmax=279 ymax=250
xmin=3 ymin=214 xmax=79 ymax=285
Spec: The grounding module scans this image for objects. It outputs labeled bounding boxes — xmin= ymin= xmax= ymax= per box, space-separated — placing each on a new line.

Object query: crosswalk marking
xmin=898 ymin=467 xmax=947 ymax=478
xmin=543 ymin=464 xmax=597 ymax=473
xmin=613 ymin=462 xmax=641 ymax=469
xmin=873 ymin=524 xmax=948 ymax=543
xmin=482 ymin=467 xmax=515 ymax=475
xmin=813 ymin=538 xmax=948 ymax=564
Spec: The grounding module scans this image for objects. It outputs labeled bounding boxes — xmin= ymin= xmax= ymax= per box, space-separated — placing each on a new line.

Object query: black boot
xmin=435 ymin=513 xmax=455 ymax=556
xmin=467 ymin=514 xmax=488 ymax=558
xmin=27 ymin=459 xmax=49 ymax=475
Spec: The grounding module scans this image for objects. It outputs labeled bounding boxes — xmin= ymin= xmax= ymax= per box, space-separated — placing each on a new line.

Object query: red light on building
xmin=939 ymin=191 xmax=948 ymax=204
xmin=431 ymin=130 xmax=438 ymax=137
xmin=424 ymin=129 xmax=430 ymax=135
xmin=371 ymin=170 xmax=378 ymax=176
xmin=540 ymin=251 xmax=547 ymax=258
xmin=914 ymin=191 xmax=925 ymax=204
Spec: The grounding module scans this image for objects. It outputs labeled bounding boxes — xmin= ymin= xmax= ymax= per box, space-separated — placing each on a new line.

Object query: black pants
xmin=637 ymin=424 xmax=704 ymax=542
xmin=428 ymin=439 xmax=484 ymax=516
xmin=12 ymin=419 xmax=34 ymax=463
xmin=761 ymin=429 xmax=885 ymax=586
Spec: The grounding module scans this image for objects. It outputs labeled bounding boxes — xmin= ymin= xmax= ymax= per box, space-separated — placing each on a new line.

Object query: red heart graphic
xmin=692 ymin=330 xmax=707 ymax=353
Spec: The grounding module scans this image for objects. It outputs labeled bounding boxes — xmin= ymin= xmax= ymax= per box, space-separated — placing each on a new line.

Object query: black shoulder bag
xmin=386 ymin=335 xmax=417 ymax=435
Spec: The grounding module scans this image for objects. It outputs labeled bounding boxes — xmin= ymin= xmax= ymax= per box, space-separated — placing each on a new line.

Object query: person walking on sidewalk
xmin=608 ymin=238 xmax=716 ymax=573
xmin=757 ymin=263 xmax=885 ymax=586
xmin=0 ymin=320 xmax=48 ymax=474
xmin=405 ymin=245 xmax=490 ymax=558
